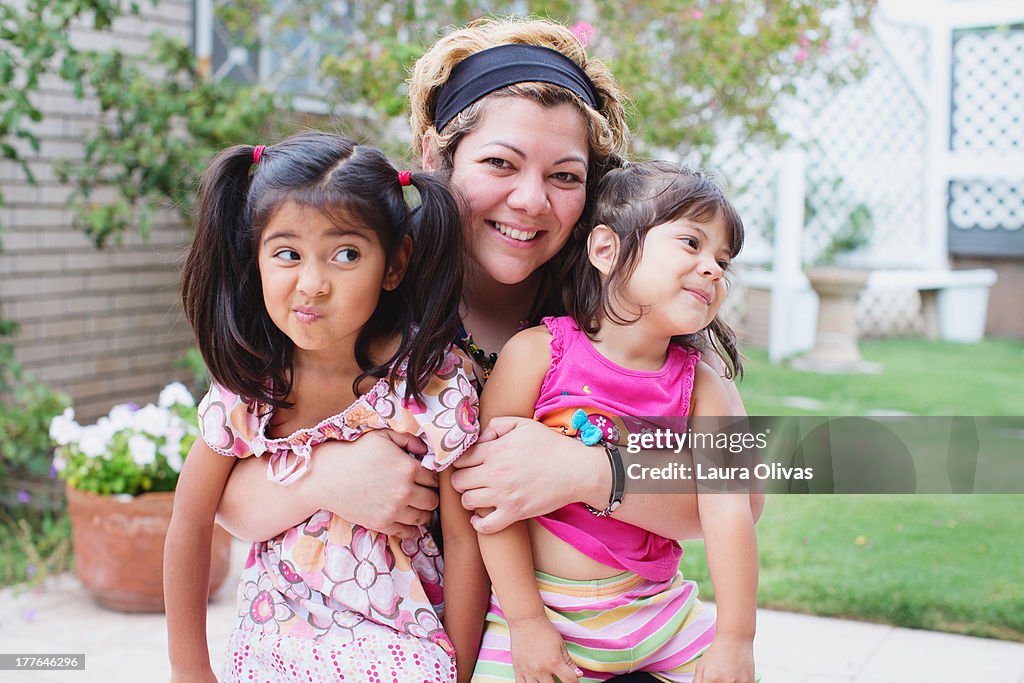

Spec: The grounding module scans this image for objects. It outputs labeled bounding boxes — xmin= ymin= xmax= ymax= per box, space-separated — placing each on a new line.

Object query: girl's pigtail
xmin=396 ymin=171 xmax=465 ymax=400
xmin=181 ymin=145 xmax=274 ymax=403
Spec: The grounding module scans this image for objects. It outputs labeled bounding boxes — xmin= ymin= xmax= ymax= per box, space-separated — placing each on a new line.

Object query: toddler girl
xmin=473 ymin=161 xmax=758 ymax=683
xmin=164 ymin=132 xmax=487 ymax=682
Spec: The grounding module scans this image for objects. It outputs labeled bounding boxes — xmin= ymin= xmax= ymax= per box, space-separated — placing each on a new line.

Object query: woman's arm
xmin=217 ymin=430 xmax=439 ymax=541
xmin=690 ymin=363 xmax=758 ymax=683
xmin=452 ymin=352 xmax=763 ymax=539
xmin=439 ymin=468 xmax=489 ymax=683
xmin=164 ymin=438 xmax=236 ymax=682
xmin=455 ymin=421 xmax=707 ymax=539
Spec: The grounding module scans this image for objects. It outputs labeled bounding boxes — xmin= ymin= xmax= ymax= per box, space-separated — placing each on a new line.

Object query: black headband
xmin=432 ymin=44 xmax=602 ymax=132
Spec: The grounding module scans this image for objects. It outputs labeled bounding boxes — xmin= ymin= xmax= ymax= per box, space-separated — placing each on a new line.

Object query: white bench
xmin=735 ymin=266 xmax=999 ymax=361
xmin=866 ymin=268 xmax=998 ymax=342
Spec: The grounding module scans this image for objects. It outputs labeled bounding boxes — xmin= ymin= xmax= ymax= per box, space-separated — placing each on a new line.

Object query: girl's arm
xmin=473 ymin=328 xmax=581 ymax=683
xmin=164 ymin=438 xmax=237 ymax=682
xmin=217 ymin=430 xmax=439 ymax=541
xmin=690 ymin=361 xmax=758 ymax=683
xmin=439 ymin=467 xmax=489 ymax=683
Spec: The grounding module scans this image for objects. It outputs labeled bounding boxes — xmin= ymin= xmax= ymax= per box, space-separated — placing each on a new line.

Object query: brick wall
xmin=0 ymin=0 xmax=195 ymax=421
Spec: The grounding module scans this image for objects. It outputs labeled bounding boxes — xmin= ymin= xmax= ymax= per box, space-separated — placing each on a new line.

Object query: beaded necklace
xmin=458 ymin=324 xmax=499 ymax=379
xmin=458 ymin=319 xmax=532 ymax=380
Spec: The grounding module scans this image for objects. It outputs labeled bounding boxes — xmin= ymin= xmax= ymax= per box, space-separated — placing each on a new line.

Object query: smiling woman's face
xmin=448 ymin=98 xmax=590 ymax=287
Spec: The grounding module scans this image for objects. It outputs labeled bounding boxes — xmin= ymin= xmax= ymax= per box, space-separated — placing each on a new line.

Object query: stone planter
xmin=793 ymin=267 xmax=879 ymax=374
xmin=66 ymin=486 xmax=231 ymax=612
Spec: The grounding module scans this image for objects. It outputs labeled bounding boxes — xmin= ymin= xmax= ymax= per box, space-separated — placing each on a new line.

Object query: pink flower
xmin=692 ymin=9 xmax=704 ymax=19
xmin=799 ymin=35 xmax=811 ymax=48
xmin=324 ymin=525 xmax=401 ymax=620
xmin=796 ymin=47 xmax=809 ymax=64
xmin=570 ymin=21 xmax=595 ymax=46
xmin=848 ymin=35 xmax=864 ymax=51
xmin=433 ymin=374 xmax=480 ymax=456
xmin=238 ymin=572 xmax=295 ymax=634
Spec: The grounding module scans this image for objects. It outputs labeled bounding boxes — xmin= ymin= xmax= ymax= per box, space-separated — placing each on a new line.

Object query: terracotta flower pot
xmin=66 ymin=486 xmax=232 ymax=612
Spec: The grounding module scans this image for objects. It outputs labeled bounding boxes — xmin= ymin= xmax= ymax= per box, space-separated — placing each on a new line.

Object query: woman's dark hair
xmin=567 ymin=160 xmax=745 ymax=379
xmin=181 ymin=131 xmax=464 ymax=407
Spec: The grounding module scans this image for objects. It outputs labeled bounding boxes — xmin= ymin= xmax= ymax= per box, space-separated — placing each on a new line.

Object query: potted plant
xmin=49 ymin=382 xmax=231 ymax=612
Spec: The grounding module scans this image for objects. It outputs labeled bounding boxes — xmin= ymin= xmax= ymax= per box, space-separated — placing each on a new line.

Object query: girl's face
xmin=447 ymin=98 xmax=589 ymax=287
xmin=258 ymin=201 xmax=406 ymax=358
xmin=612 ymin=212 xmax=732 ymax=338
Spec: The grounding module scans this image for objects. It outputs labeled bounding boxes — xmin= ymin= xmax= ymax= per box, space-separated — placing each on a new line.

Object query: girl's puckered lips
xmin=293 ymin=306 xmax=323 ymax=323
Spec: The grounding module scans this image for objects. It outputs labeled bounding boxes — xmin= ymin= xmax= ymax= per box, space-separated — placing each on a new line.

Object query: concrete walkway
xmin=2 ymin=540 xmax=1023 ymax=683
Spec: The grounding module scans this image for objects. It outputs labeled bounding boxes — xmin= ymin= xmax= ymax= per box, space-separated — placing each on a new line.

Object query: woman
xmin=216 ymin=17 xmax=758 ymax=673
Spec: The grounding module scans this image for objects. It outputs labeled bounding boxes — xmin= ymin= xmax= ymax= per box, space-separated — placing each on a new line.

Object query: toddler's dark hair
xmin=566 ymin=160 xmax=744 ymax=379
xmin=181 ymin=131 xmax=464 ymax=407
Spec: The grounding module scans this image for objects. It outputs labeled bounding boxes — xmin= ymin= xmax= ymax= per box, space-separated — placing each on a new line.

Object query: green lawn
xmin=686 ymin=340 xmax=1024 ymax=640
xmin=737 ymin=338 xmax=1024 ymax=416
xmin=682 ymin=495 xmax=1024 ymax=641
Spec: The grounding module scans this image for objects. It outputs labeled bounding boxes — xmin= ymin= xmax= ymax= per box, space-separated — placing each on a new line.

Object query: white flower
xmin=78 ymin=425 xmax=110 ymax=459
xmin=52 ymin=453 xmax=67 ymax=473
xmin=132 ymin=404 xmax=171 ymax=439
xmin=159 ymin=424 xmax=183 ymax=457
xmin=128 ymin=434 xmax=157 ymax=467
xmin=159 ymin=382 xmax=195 ymax=409
xmin=49 ymin=408 xmax=81 ymax=446
xmin=95 ymin=416 xmax=119 ymax=441
xmin=107 ymin=403 xmax=137 ymax=430
xmin=165 ymin=449 xmax=184 ymax=473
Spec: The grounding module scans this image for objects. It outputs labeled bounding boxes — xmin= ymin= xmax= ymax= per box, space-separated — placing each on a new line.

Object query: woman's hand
xmin=693 ymin=633 xmax=755 ymax=683
xmin=217 ymin=429 xmax=438 ymax=541
xmin=450 ymin=416 xmax=606 ymax=534
xmin=311 ymin=431 xmax=439 ymax=537
xmin=508 ymin=616 xmax=582 ymax=683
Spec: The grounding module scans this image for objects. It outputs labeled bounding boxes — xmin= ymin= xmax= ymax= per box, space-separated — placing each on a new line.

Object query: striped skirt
xmin=471 ymin=570 xmax=715 ymax=682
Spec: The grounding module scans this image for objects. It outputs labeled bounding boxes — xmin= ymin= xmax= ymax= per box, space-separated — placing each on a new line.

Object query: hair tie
xmin=253 ymin=145 xmax=266 ymax=164
xmin=397 ymin=171 xmax=412 ymax=187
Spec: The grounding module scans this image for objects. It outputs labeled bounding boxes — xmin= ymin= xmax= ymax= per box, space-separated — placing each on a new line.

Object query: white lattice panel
xmin=710 ymin=138 xmax=776 ymax=266
xmin=949 ymin=179 xmax=1024 ymax=231
xmin=797 ymin=27 xmax=929 ymax=272
xmin=952 ymin=28 xmax=1024 ymax=151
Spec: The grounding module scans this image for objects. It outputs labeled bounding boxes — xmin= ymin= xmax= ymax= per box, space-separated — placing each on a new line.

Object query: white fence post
xmin=925 ymin=13 xmax=953 ymax=270
xmin=768 ymin=148 xmax=815 ymax=362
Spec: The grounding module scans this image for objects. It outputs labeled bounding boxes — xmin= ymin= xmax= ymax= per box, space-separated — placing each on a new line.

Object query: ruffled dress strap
xmin=197 ymin=382 xmax=268 ymax=459
xmin=674 ymin=346 xmax=702 ymax=417
xmin=539 ymin=315 xmax=579 ymax=400
xmin=378 ymin=347 xmax=480 ymax=471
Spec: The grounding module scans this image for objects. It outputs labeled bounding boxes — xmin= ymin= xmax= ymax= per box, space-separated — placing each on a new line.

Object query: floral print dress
xmin=197 ymin=349 xmax=480 ymax=682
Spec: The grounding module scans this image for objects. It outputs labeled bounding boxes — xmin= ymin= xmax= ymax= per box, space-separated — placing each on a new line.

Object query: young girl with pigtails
xmin=164 ymin=131 xmax=488 ymax=682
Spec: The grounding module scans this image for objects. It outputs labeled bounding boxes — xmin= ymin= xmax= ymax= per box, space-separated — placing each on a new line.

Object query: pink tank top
xmin=533 ymin=316 xmax=700 ymax=582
